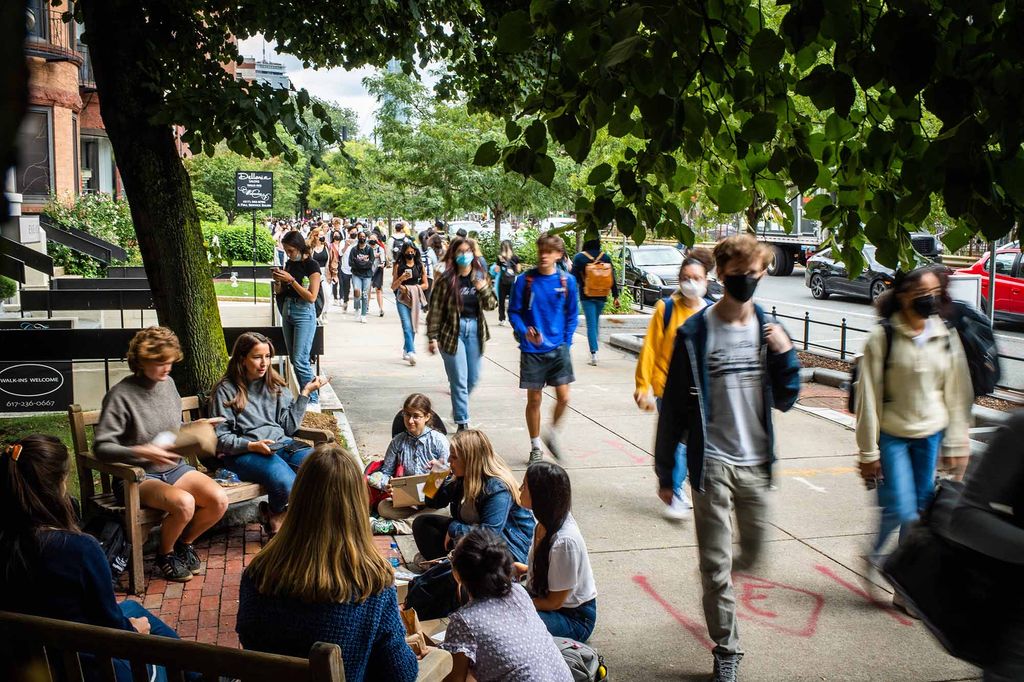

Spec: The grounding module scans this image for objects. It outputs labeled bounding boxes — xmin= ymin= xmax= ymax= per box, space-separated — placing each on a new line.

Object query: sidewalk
xmin=322 ymin=293 xmax=980 ymax=681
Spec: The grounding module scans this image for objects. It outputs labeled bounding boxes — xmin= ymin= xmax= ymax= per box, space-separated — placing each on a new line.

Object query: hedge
xmin=0 ymin=276 xmax=17 ymax=300
xmin=201 ymin=222 xmax=275 ymax=263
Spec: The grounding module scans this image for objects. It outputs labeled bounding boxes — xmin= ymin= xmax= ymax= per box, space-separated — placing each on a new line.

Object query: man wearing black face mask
xmin=655 ymin=234 xmax=801 ymax=682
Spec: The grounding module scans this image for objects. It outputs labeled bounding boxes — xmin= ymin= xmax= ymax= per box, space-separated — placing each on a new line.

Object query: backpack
xmin=582 ymin=252 xmax=613 ymax=298
xmin=513 ymin=268 xmax=569 ymax=344
xmin=555 ymin=638 xmax=608 ymax=682
xmin=948 ymin=301 xmax=1000 ymax=397
xmin=82 ymin=516 xmax=132 ymax=582
xmin=391 ymin=235 xmax=412 ymax=263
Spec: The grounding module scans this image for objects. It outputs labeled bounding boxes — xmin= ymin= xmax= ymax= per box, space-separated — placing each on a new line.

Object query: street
xmin=753 ymin=266 xmax=1024 ymax=392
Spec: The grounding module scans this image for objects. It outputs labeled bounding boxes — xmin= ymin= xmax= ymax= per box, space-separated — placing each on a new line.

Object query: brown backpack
xmin=583 ymin=252 xmax=613 ymax=298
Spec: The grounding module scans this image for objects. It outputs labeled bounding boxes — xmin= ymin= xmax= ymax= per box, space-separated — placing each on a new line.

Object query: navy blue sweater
xmin=237 ymin=573 xmax=417 ymax=682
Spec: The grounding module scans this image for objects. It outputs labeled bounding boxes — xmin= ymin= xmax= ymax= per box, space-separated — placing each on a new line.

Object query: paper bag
xmin=401 ymin=607 xmax=437 ymax=649
xmin=169 ymin=421 xmax=218 ymax=462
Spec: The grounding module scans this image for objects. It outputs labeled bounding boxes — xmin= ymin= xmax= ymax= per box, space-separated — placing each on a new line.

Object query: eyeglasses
xmin=403 ymin=411 xmax=428 ymax=421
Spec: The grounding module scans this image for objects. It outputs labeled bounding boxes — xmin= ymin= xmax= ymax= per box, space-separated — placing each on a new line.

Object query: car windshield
xmin=631 ymin=247 xmax=683 ymax=266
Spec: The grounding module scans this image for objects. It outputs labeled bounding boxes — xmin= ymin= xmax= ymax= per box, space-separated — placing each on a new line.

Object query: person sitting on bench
xmin=0 ymin=435 xmax=192 ymax=682
xmin=237 ymin=443 xmax=451 ymax=681
xmin=94 ymin=326 xmax=228 ymax=583
xmin=210 ymin=331 xmax=327 ymax=538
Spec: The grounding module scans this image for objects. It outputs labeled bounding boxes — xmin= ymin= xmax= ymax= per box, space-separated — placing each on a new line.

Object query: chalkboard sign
xmin=0 ymin=361 xmax=73 ymax=413
xmin=0 ymin=319 xmax=74 ymax=330
xmin=235 ymin=171 xmax=274 ymax=210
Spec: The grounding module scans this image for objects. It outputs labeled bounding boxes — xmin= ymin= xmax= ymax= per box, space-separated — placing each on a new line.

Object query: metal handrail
xmin=25 ymin=3 xmax=82 ymax=65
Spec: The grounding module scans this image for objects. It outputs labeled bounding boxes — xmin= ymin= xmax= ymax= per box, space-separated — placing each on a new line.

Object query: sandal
xmin=257 ymin=501 xmax=276 ymax=539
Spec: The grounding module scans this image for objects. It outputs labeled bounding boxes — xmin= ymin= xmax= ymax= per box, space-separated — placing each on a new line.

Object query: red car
xmin=956 ymin=247 xmax=1024 ymax=322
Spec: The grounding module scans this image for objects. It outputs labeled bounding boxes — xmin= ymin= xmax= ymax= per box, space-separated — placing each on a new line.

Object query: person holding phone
xmin=210 ymin=332 xmax=327 ymax=537
xmin=348 ymin=230 xmax=375 ymax=323
xmin=273 ymin=231 xmax=321 ymax=405
xmin=392 ymin=242 xmax=429 ymax=366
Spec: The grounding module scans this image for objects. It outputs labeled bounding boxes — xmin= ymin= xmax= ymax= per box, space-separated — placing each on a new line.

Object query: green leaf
xmin=802 ymin=194 xmax=832 ymax=220
xmin=615 ymin=206 xmax=636 ymax=236
xmin=506 ymin=120 xmax=522 ymax=141
xmin=531 ymin=153 xmax=556 ymax=187
xmin=497 ymin=11 xmax=532 ymax=53
xmin=587 ymin=163 xmax=613 ymax=185
xmin=941 ymin=225 xmax=975 ymax=253
xmin=525 ymin=120 xmax=547 ymax=150
xmin=473 ymin=141 xmax=500 ymax=167
xmin=749 ymin=29 xmax=785 ymax=75
xmin=789 ymin=155 xmax=819 ymax=192
xmin=824 ymin=113 xmax=855 ymax=141
xmin=715 ymin=183 xmax=752 ymax=214
xmin=671 ymin=166 xmax=697 ymax=192
xmin=604 ymin=36 xmax=642 ymax=68
xmin=594 ymin=196 xmax=615 ymax=224
xmin=740 ymin=112 xmax=778 ymax=144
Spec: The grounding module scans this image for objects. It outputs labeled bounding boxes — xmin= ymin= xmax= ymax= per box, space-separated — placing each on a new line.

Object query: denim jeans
xmin=396 ymin=301 xmax=416 ymax=354
xmin=871 ymin=431 xmax=943 ymax=563
xmin=537 ymin=597 xmax=597 ymax=642
xmin=339 ymin=272 xmax=352 ymax=302
xmin=115 ymin=600 xmax=191 ymax=682
xmin=221 ymin=441 xmax=313 ymax=513
xmin=352 ymin=274 xmax=372 ymax=315
xmin=581 ymin=298 xmax=605 ymax=353
xmin=656 ymin=398 xmax=688 ymax=496
xmin=440 ymin=317 xmax=482 ymax=425
xmin=282 ymin=298 xmax=318 ymax=403
xmin=275 ymin=249 xmax=285 ymax=267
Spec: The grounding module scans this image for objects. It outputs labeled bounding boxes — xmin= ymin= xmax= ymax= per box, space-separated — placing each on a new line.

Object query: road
xmin=753 ymin=266 xmax=1024 ymax=390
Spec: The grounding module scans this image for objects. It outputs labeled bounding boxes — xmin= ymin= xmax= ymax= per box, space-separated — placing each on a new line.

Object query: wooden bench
xmin=69 ymin=398 xmax=335 ymax=595
xmin=0 ymin=609 xmax=344 ymax=681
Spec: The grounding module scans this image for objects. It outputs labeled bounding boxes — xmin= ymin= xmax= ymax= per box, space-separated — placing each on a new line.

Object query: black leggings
xmin=498 ymin=277 xmax=514 ymax=321
xmin=413 ymin=514 xmax=453 ymax=560
xmin=338 ymin=273 xmax=352 ymax=302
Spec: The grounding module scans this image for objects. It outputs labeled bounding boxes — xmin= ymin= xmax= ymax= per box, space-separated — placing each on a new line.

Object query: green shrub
xmin=193 ymin=190 xmax=227 ymax=223
xmin=201 ymin=222 xmax=275 ymax=263
xmin=0 ymin=276 xmax=17 ymax=300
xmin=44 ymin=194 xmax=140 ymax=273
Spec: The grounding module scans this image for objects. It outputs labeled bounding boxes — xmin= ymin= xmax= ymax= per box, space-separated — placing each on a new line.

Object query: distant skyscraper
xmin=382 ymin=58 xmax=410 ymax=124
xmin=236 ymin=57 xmax=292 ymax=90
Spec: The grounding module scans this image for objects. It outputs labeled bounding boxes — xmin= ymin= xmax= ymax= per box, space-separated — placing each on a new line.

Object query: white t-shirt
xmin=340 ymin=242 xmax=354 ymax=275
xmin=527 ymin=514 xmax=597 ymax=609
xmin=703 ymin=305 xmax=770 ymax=466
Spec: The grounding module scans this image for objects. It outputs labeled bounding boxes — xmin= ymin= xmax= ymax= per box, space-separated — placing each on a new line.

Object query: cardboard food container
xmin=168 ymin=421 xmax=218 ymax=461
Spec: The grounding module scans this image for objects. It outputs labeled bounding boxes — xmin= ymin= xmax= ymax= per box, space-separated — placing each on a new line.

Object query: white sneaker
xmin=360 ymin=315 xmax=368 ymax=324
xmin=342 ymin=302 xmax=348 ymax=313
xmin=402 ymin=352 xmax=410 ymax=361
xmin=589 ymin=352 xmax=598 ymax=366
xmin=407 ymin=353 xmax=417 ymax=366
xmin=662 ymin=492 xmax=692 ymax=521
xmin=498 ymin=320 xmax=506 ymax=326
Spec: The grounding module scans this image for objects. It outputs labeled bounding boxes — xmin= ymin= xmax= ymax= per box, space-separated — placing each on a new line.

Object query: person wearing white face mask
xmin=634 ymin=248 xmax=714 ymax=520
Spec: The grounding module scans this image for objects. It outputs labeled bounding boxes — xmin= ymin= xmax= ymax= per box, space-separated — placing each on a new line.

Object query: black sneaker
xmin=711 ymin=653 xmax=741 ymax=682
xmin=174 ymin=542 xmax=202 ymax=575
xmin=156 ymin=552 xmax=192 ymax=582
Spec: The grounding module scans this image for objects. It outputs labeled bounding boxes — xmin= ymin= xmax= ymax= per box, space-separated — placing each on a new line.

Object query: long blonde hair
xmin=450 ymin=430 xmax=521 ymax=508
xmin=245 ymin=444 xmax=393 ymax=603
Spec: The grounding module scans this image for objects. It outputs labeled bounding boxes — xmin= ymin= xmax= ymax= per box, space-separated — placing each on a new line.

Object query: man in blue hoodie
xmin=655 ymin=234 xmax=801 ymax=682
xmin=509 ymin=234 xmax=579 ymax=463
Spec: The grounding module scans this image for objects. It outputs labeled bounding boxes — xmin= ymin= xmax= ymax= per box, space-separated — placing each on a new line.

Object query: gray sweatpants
xmin=692 ymin=457 xmax=771 ymax=656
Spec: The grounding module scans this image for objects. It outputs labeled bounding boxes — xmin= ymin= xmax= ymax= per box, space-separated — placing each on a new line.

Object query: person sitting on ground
xmin=1 ymin=436 xmax=192 ymax=682
xmin=94 ymin=326 xmax=229 ymax=583
xmin=210 ymin=331 xmax=328 ymax=538
xmin=368 ymin=393 xmax=450 ymax=521
xmin=442 ymin=529 xmax=572 ymax=682
xmin=414 ymin=430 xmax=534 ymax=563
xmin=238 ymin=443 xmax=451 ymax=682
xmin=516 ymin=461 xmax=598 ymax=642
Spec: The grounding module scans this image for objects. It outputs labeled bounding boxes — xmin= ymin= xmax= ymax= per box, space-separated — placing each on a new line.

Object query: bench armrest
xmin=77 ymin=453 xmax=146 ymax=484
xmin=293 ymin=427 xmax=335 ymax=444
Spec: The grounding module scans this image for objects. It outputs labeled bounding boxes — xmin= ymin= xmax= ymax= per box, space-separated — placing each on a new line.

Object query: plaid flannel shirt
xmin=426 ymin=273 xmax=497 ymax=356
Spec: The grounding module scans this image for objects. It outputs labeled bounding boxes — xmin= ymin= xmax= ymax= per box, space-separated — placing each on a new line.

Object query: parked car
xmin=955 ymin=247 xmax=1024 ymax=322
xmin=540 ymin=216 xmax=577 ymax=231
xmin=910 ymin=231 xmax=943 ymax=261
xmin=620 ymin=245 xmax=686 ymax=305
xmin=804 ymin=246 xmax=896 ymax=302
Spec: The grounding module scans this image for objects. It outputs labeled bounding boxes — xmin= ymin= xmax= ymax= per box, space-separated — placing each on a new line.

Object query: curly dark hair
xmin=451 ymin=528 xmax=514 ymax=600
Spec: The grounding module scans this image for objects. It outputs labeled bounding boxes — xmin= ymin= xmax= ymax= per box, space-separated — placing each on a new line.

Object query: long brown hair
xmin=441 ymin=237 xmax=486 ymax=308
xmin=526 ymin=461 xmax=572 ymax=597
xmin=245 ymin=444 xmax=394 ymax=603
xmin=217 ymin=332 xmax=286 ymax=413
xmin=0 ymin=435 xmax=78 ymax=585
xmin=449 ymin=430 xmax=521 ymax=509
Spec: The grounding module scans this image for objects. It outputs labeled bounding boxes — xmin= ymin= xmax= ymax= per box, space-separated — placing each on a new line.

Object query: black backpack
xmin=947 ymin=301 xmax=1000 ymax=397
xmin=83 ymin=516 xmax=132 ymax=583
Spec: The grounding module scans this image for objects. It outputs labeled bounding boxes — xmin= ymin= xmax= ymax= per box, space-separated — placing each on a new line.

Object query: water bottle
xmin=388 ymin=542 xmax=402 ymax=568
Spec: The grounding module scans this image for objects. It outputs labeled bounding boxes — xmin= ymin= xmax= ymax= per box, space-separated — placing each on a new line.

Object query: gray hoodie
xmin=210 ymin=379 xmax=309 ymax=456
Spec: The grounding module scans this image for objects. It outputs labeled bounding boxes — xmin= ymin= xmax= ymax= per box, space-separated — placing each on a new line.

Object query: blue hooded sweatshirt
xmin=508 ymin=269 xmax=579 ymax=353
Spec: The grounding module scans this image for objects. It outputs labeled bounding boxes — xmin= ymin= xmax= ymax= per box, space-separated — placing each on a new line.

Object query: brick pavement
xmin=116 ymin=522 xmax=399 ymax=648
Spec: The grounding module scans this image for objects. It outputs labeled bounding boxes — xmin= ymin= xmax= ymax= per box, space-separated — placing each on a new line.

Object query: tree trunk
xmin=493 ymin=205 xmax=503 ymax=243
xmin=80 ymin=0 xmax=228 ymax=394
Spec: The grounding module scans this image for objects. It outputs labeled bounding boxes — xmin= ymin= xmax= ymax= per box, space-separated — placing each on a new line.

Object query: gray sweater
xmin=210 ymin=379 xmax=309 ymax=456
xmin=93 ymin=375 xmax=183 ymax=473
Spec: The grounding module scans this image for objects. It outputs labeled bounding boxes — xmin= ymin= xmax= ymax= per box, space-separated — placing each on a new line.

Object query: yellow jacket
xmin=854 ymin=313 xmax=973 ymax=462
xmin=635 ymin=293 xmax=706 ymax=398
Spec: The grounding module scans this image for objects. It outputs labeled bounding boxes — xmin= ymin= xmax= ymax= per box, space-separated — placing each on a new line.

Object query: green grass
xmin=214 ymin=280 xmax=273 ymax=298
xmin=1 ymin=413 xmax=82 ymax=500
xmin=219 ymin=259 xmax=274 ymax=267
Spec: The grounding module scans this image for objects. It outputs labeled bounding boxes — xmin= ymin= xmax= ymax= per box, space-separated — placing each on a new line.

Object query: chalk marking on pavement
xmin=734 ymin=572 xmax=825 ymax=638
xmin=792 ymin=476 xmax=828 ymax=493
xmin=814 ymin=564 xmax=914 ymax=627
xmin=632 ymin=574 xmax=715 ymax=651
xmin=780 ymin=466 xmax=857 ymax=477
xmin=589 ymin=384 xmax=609 ymax=392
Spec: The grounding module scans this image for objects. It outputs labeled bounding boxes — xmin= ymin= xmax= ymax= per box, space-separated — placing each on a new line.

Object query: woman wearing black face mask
xmin=854 ymin=265 xmax=973 ymax=615
xmin=392 ymin=244 xmax=428 ymax=365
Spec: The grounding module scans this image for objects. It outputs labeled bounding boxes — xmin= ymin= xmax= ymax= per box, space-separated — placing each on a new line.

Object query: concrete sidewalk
xmin=320 ymin=293 xmax=979 ymax=681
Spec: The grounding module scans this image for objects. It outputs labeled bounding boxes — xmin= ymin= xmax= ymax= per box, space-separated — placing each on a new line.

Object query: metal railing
xmin=25 ymin=3 xmax=81 ymax=64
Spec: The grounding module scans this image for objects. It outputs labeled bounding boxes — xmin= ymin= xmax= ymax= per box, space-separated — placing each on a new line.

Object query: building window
xmin=16 ymin=108 xmax=53 ymax=200
xmin=26 ymin=0 xmax=48 ymax=42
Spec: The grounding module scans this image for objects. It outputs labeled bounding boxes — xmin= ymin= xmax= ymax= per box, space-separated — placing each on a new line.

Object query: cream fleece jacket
xmin=854 ymin=313 xmax=973 ymax=462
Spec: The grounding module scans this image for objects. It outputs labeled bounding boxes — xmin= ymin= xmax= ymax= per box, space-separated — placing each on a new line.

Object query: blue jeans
xmin=537 ymin=597 xmax=597 ymax=642
xmin=275 ymin=249 xmax=285 ymax=267
xmin=440 ymin=317 xmax=482 ymax=425
xmin=114 ymin=600 xmax=191 ymax=682
xmin=581 ymin=299 xmax=605 ymax=353
xmin=221 ymin=441 xmax=313 ymax=513
xmin=657 ymin=398 xmax=688 ymax=497
xmin=871 ymin=431 xmax=943 ymax=563
xmin=396 ymin=301 xmax=416 ymax=354
xmin=353 ymin=274 xmax=372 ymax=315
xmin=282 ymin=298 xmax=318 ymax=403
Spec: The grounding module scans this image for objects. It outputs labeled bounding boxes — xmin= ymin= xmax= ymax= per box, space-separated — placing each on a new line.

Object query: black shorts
xmin=519 ymin=345 xmax=575 ymax=390
xmin=372 ymin=268 xmax=384 ymax=289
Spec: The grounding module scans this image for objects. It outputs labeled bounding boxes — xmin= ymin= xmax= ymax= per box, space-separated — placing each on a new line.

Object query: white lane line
xmin=792 ymin=476 xmax=828 ymax=493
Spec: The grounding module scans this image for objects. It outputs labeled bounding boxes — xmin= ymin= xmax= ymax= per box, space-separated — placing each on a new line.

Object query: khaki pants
xmin=692 ymin=457 xmax=771 ymax=656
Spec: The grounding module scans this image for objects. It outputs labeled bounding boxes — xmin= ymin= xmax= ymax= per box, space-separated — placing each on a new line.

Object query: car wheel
xmin=810 ymin=274 xmax=829 ymax=299
xmin=869 ymin=279 xmax=889 ymax=302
